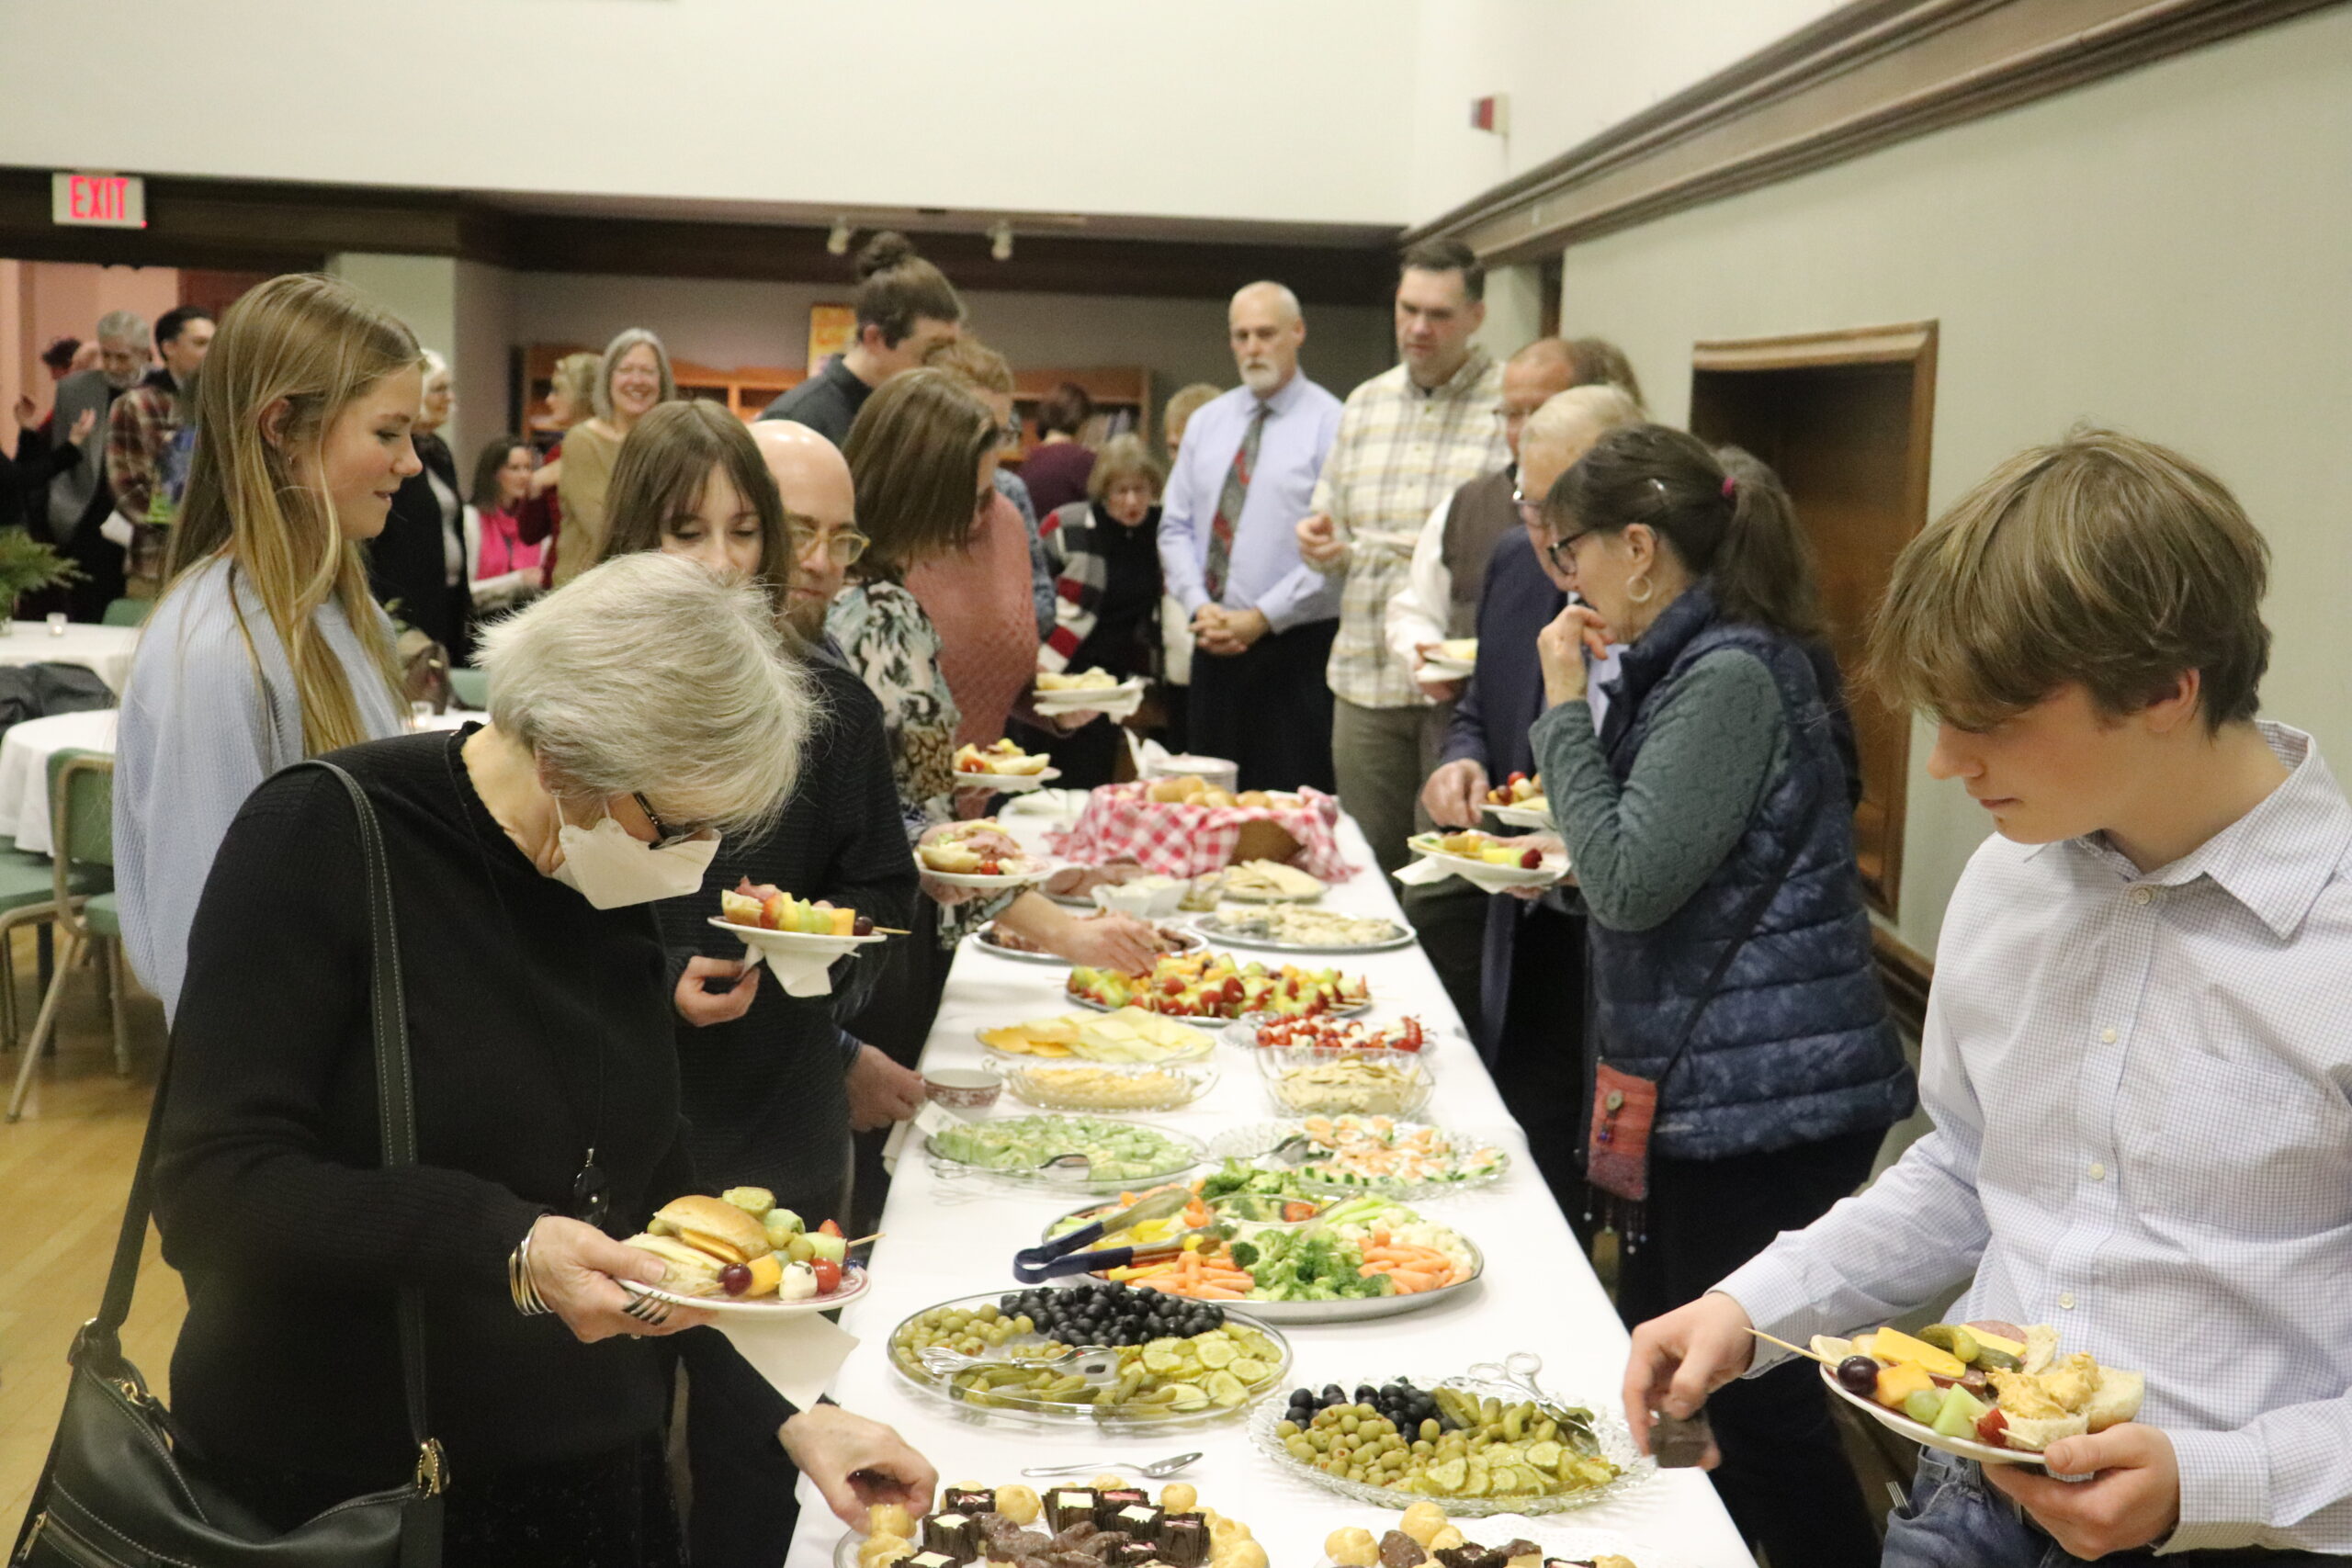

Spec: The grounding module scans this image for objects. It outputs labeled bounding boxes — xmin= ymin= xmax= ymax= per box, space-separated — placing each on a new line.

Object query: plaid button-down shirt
xmin=1309 ymin=351 xmax=1507 ymax=709
xmin=1724 ymin=723 xmax=2352 ymax=1553
xmin=106 ymin=379 xmax=181 ymax=525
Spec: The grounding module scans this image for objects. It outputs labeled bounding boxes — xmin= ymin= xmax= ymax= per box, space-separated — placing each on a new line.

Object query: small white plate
xmin=1033 ymin=676 xmax=1146 ymax=709
xmin=708 ymin=917 xmax=886 ymax=961
xmin=1402 ymin=844 xmax=1567 ymax=887
xmin=923 ymin=863 xmax=1051 ymax=890
xmin=1483 ymin=799 xmax=1555 ymax=830
xmin=953 ymin=766 xmax=1062 ymax=794
xmin=1818 ymin=1364 xmax=2046 ymax=1467
xmin=1420 ymin=654 xmax=1476 ymax=680
xmin=620 ymin=1262 xmax=869 ymax=1316
xmin=1219 ymin=874 xmax=1326 ymax=904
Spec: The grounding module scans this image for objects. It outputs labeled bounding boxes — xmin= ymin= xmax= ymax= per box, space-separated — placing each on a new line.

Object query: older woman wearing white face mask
xmin=152 ymin=552 xmax=936 ymax=1565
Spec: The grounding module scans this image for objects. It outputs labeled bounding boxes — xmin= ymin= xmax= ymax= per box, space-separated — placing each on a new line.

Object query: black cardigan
xmin=656 ymin=653 xmax=919 ymax=1222
xmin=370 ymin=431 xmax=469 ymax=657
xmin=153 ymin=728 xmax=785 ymax=1488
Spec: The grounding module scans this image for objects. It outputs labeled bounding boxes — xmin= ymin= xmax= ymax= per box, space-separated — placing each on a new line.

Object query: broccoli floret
xmin=1227 ymin=1238 xmax=1261 ymax=1269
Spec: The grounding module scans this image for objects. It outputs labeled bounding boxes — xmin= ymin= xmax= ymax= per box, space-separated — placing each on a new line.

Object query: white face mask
xmin=549 ymin=813 xmax=719 ymax=909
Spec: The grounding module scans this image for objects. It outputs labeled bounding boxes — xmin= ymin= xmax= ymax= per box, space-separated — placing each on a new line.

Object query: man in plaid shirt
xmin=1296 ymin=240 xmax=1507 ymax=878
xmin=105 ymin=305 xmax=213 ymax=599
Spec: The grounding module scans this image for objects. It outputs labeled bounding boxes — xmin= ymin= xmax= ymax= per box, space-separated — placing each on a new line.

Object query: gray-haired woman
xmin=549 ymin=326 xmax=677 ymax=586
xmin=153 ymin=552 xmax=935 ymax=1565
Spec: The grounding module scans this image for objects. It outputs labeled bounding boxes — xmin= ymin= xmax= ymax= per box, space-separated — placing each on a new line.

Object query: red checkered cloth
xmin=1048 ymin=784 xmax=1359 ymax=882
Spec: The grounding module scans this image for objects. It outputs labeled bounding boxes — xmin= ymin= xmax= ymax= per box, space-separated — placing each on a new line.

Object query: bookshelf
xmin=1006 ymin=367 xmax=1152 ymax=465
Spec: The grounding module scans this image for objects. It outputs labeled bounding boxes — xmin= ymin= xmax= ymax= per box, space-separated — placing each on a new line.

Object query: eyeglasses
xmin=631 ymin=792 xmax=706 ymax=850
xmin=1542 ymin=526 xmax=1594 ymax=577
xmin=785 ymin=517 xmax=869 ymax=566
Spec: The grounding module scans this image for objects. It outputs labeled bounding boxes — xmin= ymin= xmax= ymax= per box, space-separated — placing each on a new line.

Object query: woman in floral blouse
xmin=830 ymin=370 xmax=1159 ymax=1060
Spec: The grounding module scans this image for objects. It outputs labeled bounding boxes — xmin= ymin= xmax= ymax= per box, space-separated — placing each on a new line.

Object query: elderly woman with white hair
xmin=372 ymin=346 xmax=469 ymax=655
xmin=151 ymin=552 xmax=936 ymax=1565
xmin=548 ymin=326 xmax=676 ymax=587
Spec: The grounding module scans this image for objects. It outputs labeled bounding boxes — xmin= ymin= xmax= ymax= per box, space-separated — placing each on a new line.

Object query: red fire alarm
xmin=1469 ymin=95 xmax=1510 ymax=136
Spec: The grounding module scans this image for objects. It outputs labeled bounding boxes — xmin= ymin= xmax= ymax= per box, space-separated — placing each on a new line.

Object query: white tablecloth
xmin=0 ymin=622 xmax=141 ymax=693
xmin=0 ymin=708 xmax=118 ymax=854
xmin=784 ymin=798 xmax=1756 ymax=1568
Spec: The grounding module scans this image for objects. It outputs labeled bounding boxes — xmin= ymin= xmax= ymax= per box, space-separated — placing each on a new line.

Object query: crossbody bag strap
xmin=294 ymin=761 xmax=436 ymax=1463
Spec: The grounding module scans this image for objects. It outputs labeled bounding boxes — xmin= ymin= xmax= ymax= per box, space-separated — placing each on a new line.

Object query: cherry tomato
xmin=811 ymin=1258 xmax=842 ymax=1295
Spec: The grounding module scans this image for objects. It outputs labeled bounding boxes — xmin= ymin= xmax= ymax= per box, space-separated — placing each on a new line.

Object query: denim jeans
xmin=1885 ymin=1450 xmax=2340 ymax=1567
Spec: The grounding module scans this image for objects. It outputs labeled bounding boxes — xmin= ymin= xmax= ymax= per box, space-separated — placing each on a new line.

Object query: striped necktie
xmin=1203 ymin=401 xmax=1270 ymax=604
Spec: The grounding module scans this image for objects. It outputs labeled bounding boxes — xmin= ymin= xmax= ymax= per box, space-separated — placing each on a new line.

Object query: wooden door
xmin=1687 ymin=322 xmax=1937 ymax=917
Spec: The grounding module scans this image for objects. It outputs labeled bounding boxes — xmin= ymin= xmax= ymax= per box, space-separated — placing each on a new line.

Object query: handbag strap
xmin=80 ymin=761 xmax=435 ymax=1459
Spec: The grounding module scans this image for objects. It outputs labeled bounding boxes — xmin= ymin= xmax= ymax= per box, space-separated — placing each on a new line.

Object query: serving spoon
xmin=1018 ymin=1452 xmax=1204 ymax=1480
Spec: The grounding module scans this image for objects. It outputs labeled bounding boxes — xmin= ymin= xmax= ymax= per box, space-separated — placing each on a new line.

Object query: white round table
xmin=0 ymin=622 xmax=141 ymax=694
xmin=0 ymin=709 xmax=118 ymax=855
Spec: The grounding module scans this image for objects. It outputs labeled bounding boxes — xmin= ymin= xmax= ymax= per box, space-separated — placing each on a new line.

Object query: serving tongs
xmin=1012 ymin=1187 xmax=1198 ymax=1282
xmin=1443 ymin=1351 xmax=1604 ymax=1447
xmin=918 ymin=1342 xmax=1124 ymax=1388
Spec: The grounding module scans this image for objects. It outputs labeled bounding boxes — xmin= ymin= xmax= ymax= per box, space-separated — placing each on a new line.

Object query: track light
xmin=827 ymin=219 xmax=852 ymax=256
xmin=989 ymin=221 xmax=1014 ymax=262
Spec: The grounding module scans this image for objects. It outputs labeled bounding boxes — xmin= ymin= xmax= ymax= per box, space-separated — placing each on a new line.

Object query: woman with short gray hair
xmin=153 ymin=551 xmax=933 ymax=1562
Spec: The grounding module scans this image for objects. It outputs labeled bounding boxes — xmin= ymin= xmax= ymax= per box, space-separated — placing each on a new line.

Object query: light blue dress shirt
xmin=1158 ymin=372 xmax=1341 ymax=634
xmin=1722 ymin=723 xmax=2352 ymax=1553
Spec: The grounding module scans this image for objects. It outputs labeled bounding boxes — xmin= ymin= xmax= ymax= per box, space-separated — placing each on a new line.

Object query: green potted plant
xmin=0 ymin=527 xmax=83 ymax=632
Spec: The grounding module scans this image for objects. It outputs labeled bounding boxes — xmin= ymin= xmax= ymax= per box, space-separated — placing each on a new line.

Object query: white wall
xmin=1405 ymin=0 xmax=1846 ymax=221
xmin=0 ymin=0 xmax=1414 ymax=228
xmin=1547 ymin=8 xmax=2352 ymax=953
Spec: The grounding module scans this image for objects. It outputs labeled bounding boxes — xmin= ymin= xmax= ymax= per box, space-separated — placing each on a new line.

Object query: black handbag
xmin=12 ymin=761 xmax=445 ymax=1568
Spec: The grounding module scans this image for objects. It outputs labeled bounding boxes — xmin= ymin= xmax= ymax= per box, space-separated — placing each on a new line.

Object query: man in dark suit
xmin=45 ymin=310 xmax=151 ymax=618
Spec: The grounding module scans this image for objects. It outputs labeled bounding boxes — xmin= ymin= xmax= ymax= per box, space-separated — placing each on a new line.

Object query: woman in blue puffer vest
xmin=1529 ymin=424 xmax=1913 ymax=1568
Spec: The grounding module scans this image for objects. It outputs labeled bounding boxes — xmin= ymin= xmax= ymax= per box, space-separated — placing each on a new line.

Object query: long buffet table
xmin=786 ymin=795 xmax=1757 ymax=1568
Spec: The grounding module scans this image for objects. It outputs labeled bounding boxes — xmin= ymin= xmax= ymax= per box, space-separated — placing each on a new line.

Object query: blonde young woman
xmin=117 ymin=273 xmax=419 ymax=1021
xmin=548 ymin=328 xmax=675 ymax=586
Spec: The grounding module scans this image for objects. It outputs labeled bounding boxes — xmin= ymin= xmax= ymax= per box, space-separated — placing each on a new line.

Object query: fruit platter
xmin=1808 ymin=1320 xmax=2144 ymax=1466
xmin=921 ymin=819 xmax=1050 ymax=888
xmin=926 ymin=1113 xmax=1204 ymax=1193
xmin=1042 ymin=1164 xmax=1486 ymax=1324
xmin=1482 ymin=773 xmax=1555 ymax=831
xmin=953 ymin=739 xmax=1061 ymax=793
xmin=1405 ymin=832 xmax=1566 ymax=887
xmin=978 ymin=1007 xmax=1218 ymax=1064
xmin=1067 ymin=951 xmax=1371 ymax=1020
xmin=619 ymin=1189 xmax=866 ymax=1314
xmin=975 ymin=918 xmax=1202 ymax=964
xmin=888 ymin=1282 xmax=1291 ymax=1428
xmin=840 ymin=1476 xmax=1267 ymax=1568
xmin=1191 ymin=904 xmax=1414 ymax=954
xmin=1250 ymin=1358 xmax=1646 ymax=1516
xmin=1208 ymin=1117 xmax=1511 ymax=1198
xmin=1317 ymin=1510 xmax=1668 ymax=1568
xmin=1258 ymin=1047 xmax=1436 ymax=1118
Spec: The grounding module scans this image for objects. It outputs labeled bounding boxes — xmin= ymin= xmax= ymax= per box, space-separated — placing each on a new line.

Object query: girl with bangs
xmin=117 ymin=271 xmax=421 ymax=1021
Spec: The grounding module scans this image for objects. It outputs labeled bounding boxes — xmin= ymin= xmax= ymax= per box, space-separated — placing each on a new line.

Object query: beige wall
xmin=1549 ymin=8 xmax=2352 ymax=953
xmin=4 ymin=261 xmax=181 ymax=425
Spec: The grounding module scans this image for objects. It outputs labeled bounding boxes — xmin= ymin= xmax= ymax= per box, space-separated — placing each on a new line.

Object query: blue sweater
xmin=117 ymin=557 xmax=408 ymax=1019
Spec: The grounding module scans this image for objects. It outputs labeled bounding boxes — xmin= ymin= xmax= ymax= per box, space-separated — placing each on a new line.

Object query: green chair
xmin=448 ymin=666 xmax=489 ymax=710
xmin=6 ymin=750 xmax=124 ymax=1121
xmin=101 ymin=597 xmax=153 ymax=627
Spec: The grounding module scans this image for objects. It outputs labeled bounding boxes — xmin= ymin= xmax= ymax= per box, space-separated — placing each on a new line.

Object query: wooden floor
xmin=0 ymin=930 xmax=177 ymax=1529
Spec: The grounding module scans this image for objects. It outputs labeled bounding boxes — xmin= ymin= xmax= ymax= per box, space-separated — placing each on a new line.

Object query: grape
xmin=1837 ymin=1355 xmax=1880 ymax=1395
xmin=853 ymin=914 xmax=874 ymax=936
xmin=719 ymin=1263 xmax=752 ymax=1296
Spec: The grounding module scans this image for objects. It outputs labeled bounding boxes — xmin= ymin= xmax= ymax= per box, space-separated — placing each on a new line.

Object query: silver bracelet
xmin=509 ymin=1225 xmax=552 ymax=1318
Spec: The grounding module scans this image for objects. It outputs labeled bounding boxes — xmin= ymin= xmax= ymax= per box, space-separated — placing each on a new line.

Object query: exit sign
xmin=52 ymin=172 xmax=146 ymax=229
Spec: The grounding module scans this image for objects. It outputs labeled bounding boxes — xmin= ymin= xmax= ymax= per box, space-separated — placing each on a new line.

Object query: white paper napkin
xmin=1040 ymin=686 xmax=1143 ymax=721
xmin=1393 ymin=853 xmax=1558 ymax=897
xmin=881 ymin=1099 xmax=961 ymax=1176
xmin=715 ymin=1310 xmax=860 ymax=1412
xmin=731 ymin=938 xmax=851 ymax=998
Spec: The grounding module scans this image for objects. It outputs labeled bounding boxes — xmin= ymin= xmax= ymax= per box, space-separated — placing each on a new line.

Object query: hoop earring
xmin=1627 ymin=572 xmax=1655 ymax=605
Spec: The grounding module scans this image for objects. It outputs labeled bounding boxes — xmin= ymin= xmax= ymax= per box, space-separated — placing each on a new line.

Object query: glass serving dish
xmin=999 ymin=1058 xmax=1220 ymax=1113
xmin=1257 ymin=1047 xmax=1437 ymax=1118
xmin=1205 ymin=1118 xmax=1511 ymax=1199
xmin=888 ymin=1288 xmax=1292 ymax=1429
xmin=925 ymin=1114 xmax=1204 ymax=1195
xmin=1248 ymin=1356 xmax=1654 ymax=1517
